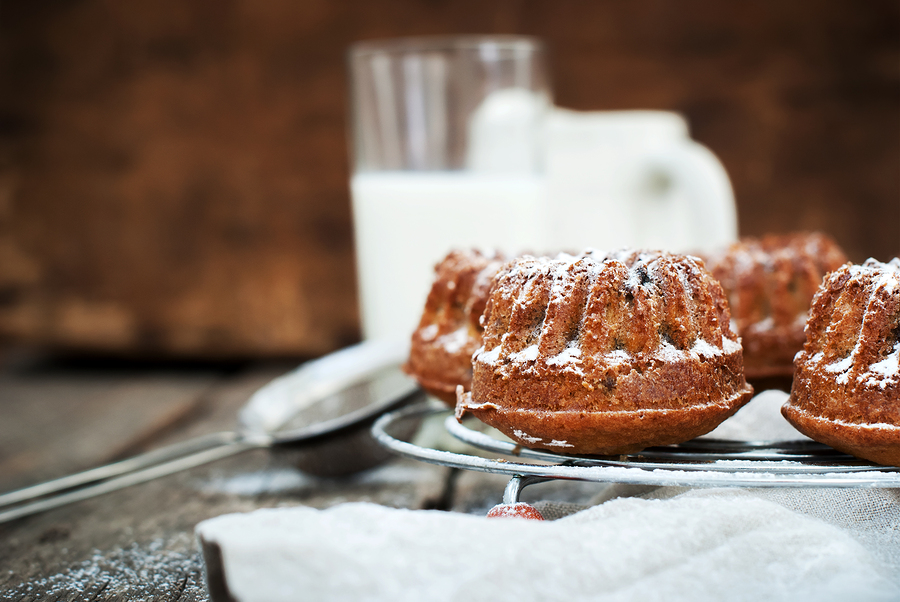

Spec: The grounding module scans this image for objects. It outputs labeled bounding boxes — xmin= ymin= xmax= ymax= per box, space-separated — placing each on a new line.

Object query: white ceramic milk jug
xmin=543 ymin=109 xmax=737 ymax=253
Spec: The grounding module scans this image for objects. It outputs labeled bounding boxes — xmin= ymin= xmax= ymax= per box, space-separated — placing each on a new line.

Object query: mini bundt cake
xmin=404 ymin=249 xmax=507 ymax=404
xmin=704 ymin=232 xmax=848 ymax=380
xmin=457 ymin=250 xmax=754 ymax=455
xmin=782 ymin=258 xmax=900 ymax=466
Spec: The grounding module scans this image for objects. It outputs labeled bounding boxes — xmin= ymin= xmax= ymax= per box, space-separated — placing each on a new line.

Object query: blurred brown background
xmin=0 ymin=0 xmax=897 ymax=359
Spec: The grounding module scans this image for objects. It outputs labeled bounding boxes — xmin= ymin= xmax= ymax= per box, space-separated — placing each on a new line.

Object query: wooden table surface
xmin=0 ymin=355 xmax=608 ymax=601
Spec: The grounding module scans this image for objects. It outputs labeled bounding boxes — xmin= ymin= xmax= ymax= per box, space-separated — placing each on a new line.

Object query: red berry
xmin=486 ymin=503 xmax=544 ymax=520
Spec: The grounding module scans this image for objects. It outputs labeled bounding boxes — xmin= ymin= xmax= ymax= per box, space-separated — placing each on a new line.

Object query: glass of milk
xmin=348 ymin=36 xmax=552 ymax=342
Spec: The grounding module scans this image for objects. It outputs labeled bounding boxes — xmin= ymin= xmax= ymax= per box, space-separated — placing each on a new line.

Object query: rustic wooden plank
xmin=0 ymin=368 xmax=220 ymax=492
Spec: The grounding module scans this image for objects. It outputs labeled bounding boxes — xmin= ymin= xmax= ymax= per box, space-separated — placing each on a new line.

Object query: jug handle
xmin=643 ymin=141 xmax=739 ymax=250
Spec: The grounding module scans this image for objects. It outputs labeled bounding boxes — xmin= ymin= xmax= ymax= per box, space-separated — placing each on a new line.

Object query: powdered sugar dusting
xmin=654 ymin=341 xmax=683 ymax=362
xmin=478 ymin=250 xmax=752 ymax=383
xmin=869 ymin=348 xmax=900 ymax=377
xmin=870 ymin=264 xmax=899 ymax=298
xmin=805 ymin=258 xmax=900 ymax=388
xmin=826 ymin=355 xmax=854 ymax=374
xmin=546 ymin=345 xmax=582 ymax=368
xmin=419 ymin=324 xmax=438 ymax=341
xmin=692 ymin=338 xmax=723 ymax=357
xmin=722 ymin=337 xmax=742 ymax=354
xmin=605 ymin=349 xmax=632 ymax=366
xmin=510 ymin=344 xmax=540 ymax=362
xmin=476 ymin=345 xmax=502 ymax=366
xmin=547 ymin=439 xmax=575 ymax=448
xmin=827 ymin=355 xmax=854 ymax=386
xmin=512 ymin=429 xmax=543 ymax=444
xmin=861 ymin=343 xmax=900 ymax=389
xmin=486 ymin=502 xmax=545 ymax=519
xmin=3 ymin=537 xmax=205 ymax=600
xmin=437 ymin=327 xmax=470 ymax=355
xmin=746 ymin=316 xmax=774 ymax=334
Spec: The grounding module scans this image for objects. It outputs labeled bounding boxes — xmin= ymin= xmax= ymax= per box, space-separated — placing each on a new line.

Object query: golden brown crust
xmin=704 ymin=232 xmax=848 ymax=379
xmin=781 ymin=405 xmax=900 ymax=466
xmin=783 ymin=258 xmax=900 ymax=466
xmin=458 ymin=388 xmax=753 ymax=455
xmin=404 ymin=249 xmax=507 ymax=404
xmin=461 ymin=250 xmax=753 ymax=455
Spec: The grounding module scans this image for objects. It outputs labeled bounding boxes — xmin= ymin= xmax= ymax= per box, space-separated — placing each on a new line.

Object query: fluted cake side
xmin=404 ymin=249 xmax=507 ymax=405
xmin=704 ymin=231 xmax=848 ymax=380
xmin=457 ymin=250 xmax=754 ymax=455
xmin=782 ymin=258 xmax=900 ymax=466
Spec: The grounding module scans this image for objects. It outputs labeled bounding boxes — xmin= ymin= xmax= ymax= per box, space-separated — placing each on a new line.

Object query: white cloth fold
xmin=197 ymin=496 xmax=898 ymax=602
xmin=196 ymin=390 xmax=900 ymax=601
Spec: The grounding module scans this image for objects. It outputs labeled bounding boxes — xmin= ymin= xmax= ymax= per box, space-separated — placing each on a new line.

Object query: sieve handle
xmin=0 ymin=432 xmax=266 ymax=524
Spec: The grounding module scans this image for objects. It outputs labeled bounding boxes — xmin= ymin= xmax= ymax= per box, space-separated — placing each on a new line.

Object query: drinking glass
xmin=348 ymin=36 xmax=552 ymax=341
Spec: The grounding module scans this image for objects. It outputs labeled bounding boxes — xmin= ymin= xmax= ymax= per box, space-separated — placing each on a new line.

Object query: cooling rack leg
xmin=502 ymin=475 xmax=553 ymax=504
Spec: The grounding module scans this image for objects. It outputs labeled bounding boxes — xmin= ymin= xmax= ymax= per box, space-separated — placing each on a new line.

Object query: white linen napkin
xmin=197 ymin=495 xmax=897 ymax=602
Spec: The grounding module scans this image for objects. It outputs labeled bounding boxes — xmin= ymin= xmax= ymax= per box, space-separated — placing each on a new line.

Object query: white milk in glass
xmin=351 ymin=172 xmax=545 ymax=341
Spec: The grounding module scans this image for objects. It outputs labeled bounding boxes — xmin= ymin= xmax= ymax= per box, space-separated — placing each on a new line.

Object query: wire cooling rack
xmin=371 ymin=400 xmax=900 ymax=503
